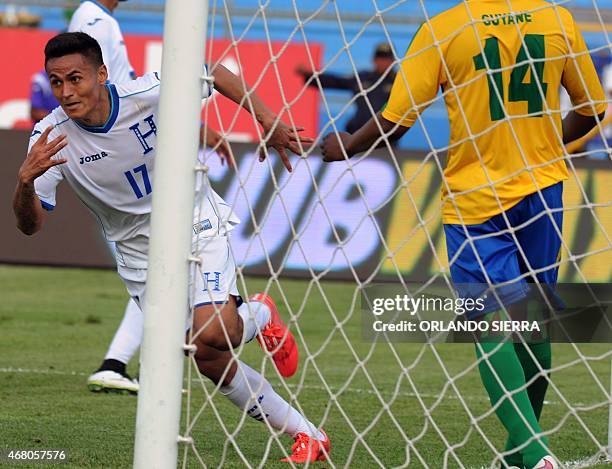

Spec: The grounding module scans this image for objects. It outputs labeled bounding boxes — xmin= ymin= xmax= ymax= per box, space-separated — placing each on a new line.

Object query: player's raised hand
xmin=321 ymin=131 xmax=351 ymax=162
xmin=19 ymin=125 xmax=67 ymax=184
xmin=259 ymin=119 xmax=314 ymax=172
xmin=202 ymin=125 xmax=235 ymax=168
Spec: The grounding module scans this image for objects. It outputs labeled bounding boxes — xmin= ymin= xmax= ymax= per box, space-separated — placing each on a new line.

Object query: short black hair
xmin=44 ymin=32 xmax=103 ymax=68
xmin=373 ymin=43 xmax=393 ymax=59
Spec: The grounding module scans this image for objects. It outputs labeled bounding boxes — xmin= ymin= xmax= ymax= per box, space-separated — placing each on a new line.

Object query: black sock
xmin=98 ymin=359 xmax=127 ymax=376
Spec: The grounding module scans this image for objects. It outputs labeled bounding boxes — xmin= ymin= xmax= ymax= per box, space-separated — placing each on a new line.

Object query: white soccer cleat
xmin=531 ymin=455 xmax=558 ymax=469
xmin=87 ymin=370 xmax=139 ymax=395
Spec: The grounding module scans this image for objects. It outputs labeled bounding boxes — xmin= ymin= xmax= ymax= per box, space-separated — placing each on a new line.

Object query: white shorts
xmin=117 ymin=234 xmax=240 ymax=316
xmin=190 ymin=234 xmax=240 ymax=307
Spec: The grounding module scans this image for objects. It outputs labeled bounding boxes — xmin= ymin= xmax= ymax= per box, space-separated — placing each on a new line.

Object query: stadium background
xmin=0 ymin=0 xmax=609 ymax=282
xmin=1 ymin=0 xmax=611 ymax=150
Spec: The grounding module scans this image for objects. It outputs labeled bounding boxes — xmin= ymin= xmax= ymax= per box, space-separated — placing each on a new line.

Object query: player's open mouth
xmin=64 ymin=102 xmax=80 ymax=110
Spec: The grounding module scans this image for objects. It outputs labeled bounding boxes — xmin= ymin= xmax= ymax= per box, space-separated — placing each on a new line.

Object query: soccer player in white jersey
xmin=13 ymin=32 xmax=330 ymax=463
xmin=69 ymin=0 xmax=134 ymax=83
xmin=68 ymin=0 xmax=233 ymax=394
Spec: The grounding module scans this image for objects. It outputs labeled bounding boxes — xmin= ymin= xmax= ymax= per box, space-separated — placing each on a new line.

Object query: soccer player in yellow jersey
xmin=321 ymin=1 xmax=606 ymax=468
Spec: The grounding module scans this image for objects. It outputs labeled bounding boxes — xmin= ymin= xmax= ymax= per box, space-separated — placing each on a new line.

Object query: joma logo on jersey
xmin=80 ymin=151 xmax=108 ymax=165
xmin=130 ymin=114 xmax=157 ymax=155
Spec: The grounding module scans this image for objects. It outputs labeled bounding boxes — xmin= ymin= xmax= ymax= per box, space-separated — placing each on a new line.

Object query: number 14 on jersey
xmin=474 ymin=34 xmax=548 ymax=121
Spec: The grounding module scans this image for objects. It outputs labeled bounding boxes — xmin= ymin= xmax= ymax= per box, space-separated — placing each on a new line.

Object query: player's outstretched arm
xmin=320 ymin=112 xmax=408 ymax=162
xmin=211 ymin=64 xmax=313 ymax=172
xmin=13 ymin=125 xmax=67 ymax=235
xmin=295 ymin=64 xmax=356 ymax=91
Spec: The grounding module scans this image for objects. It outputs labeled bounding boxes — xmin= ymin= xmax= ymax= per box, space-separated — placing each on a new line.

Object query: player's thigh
xmin=116 ymin=265 xmax=147 ymax=309
xmin=191 ymin=297 xmax=242 ymax=350
xmin=515 ymin=183 xmax=563 ymax=284
xmin=444 ymin=219 xmax=528 ymax=316
xmin=444 ymin=221 xmax=522 ymax=284
xmin=189 ymin=235 xmax=242 ymax=348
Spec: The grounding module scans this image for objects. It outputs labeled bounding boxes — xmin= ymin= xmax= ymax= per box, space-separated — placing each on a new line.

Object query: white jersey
xmin=30 ymin=73 xmax=239 ymax=269
xmin=68 ymin=0 xmax=135 ymax=84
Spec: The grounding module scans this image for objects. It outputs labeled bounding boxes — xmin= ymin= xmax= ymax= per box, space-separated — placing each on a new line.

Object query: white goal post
xmin=133 ymin=0 xmax=209 ymax=468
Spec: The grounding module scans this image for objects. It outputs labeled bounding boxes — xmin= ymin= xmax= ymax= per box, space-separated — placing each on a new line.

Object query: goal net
xmin=153 ymin=0 xmax=611 ymax=467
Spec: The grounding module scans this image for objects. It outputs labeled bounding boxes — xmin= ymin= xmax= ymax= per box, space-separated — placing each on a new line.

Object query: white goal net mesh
xmin=181 ymin=0 xmax=611 ymax=467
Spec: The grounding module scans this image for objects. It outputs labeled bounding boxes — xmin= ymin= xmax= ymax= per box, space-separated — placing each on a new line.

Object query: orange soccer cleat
xmin=280 ymin=430 xmax=331 ymax=463
xmin=251 ymin=293 xmax=299 ymax=378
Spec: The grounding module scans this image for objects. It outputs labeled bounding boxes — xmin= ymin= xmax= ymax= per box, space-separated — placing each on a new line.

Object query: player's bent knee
xmin=192 ymin=300 xmax=242 ymax=351
xmin=193 ymin=324 xmax=238 ymax=352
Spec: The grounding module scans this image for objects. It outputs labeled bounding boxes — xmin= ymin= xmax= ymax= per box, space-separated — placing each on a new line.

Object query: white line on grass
xmin=265 ymin=381 xmax=601 ymax=409
xmin=0 ymin=366 xmax=596 ymax=407
xmin=0 ymin=366 xmax=88 ymax=376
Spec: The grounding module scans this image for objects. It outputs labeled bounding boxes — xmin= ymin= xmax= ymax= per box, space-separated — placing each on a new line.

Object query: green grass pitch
xmin=0 ymin=265 xmax=609 ymax=468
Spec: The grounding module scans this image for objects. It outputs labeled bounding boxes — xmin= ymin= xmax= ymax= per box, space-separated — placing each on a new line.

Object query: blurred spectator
xmin=29 ymin=70 xmax=59 ymax=124
xmin=28 ymin=6 xmax=70 ymax=125
xmin=0 ymin=5 xmax=40 ymax=27
xmin=591 ymin=49 xmax=610 ymax=81
xmin=604 ymin=61 xmax=612 ymax=97
xmin=296 ymin=43 xmax=396 ymax=136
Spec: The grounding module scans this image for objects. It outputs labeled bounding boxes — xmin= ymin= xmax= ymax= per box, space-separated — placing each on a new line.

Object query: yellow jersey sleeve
xmin=382 ymin=24 xmax=445 ymax=127
xmin=562 ymin=18 xmax=607 ymax=116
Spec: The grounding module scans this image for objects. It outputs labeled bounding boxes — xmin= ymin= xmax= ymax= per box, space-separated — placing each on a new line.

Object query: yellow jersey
xmin=381 ymin=0 xmax=607 ymax=224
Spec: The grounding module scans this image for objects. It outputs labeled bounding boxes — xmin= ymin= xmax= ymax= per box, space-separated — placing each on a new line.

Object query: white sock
xmin=104 ymin=298 xmax=143 ymax=364
xmin=237 ymin=301 xmax=271 ymax=344
xmin=220 ymin=361 xmax=324 ymax=440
